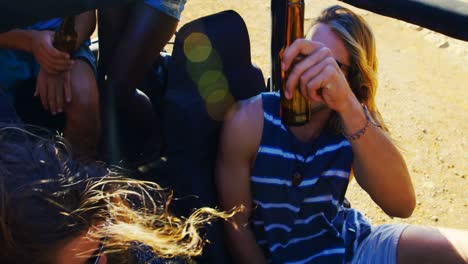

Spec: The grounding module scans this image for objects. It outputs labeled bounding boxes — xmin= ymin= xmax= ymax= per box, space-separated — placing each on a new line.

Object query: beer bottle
xmin=53 ymin=16 xmax=77 ymax=57
xmin=280 ymin=0 xmax=310 ymax=126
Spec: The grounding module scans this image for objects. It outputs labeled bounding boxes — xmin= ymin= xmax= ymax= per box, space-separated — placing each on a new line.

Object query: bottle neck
xmin=61 ymin=16 xmax=76 ymax=34
xmin=285 ymin=1 xmax=304 ymax=47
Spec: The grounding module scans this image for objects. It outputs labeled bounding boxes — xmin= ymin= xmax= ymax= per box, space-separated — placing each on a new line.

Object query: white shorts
xmin=350 ymin=224 xmax=409 ymax=264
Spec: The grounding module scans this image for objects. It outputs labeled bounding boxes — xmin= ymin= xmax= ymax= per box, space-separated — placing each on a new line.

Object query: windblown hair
xmin=0 ymin=125 xmax=239 ymax=263
xmin=307 ymin=5 xmax=388 ymax=133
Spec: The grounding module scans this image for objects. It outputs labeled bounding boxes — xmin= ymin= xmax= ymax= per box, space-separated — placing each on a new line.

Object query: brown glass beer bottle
xmin=280 ymin=0 xmax=310 ymax=126
xmin=53 ymin=16 xmax=77 ymax=57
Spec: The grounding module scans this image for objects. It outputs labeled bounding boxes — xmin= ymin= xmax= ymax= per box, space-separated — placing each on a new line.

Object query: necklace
xmin=292 ymin=170 xmax=303 ymax=188
xmin=287 ymin=129 xmax=320 ymax=187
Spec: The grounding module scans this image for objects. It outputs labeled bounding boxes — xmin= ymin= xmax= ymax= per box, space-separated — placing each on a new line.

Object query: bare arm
xmin=340 ymin=101 xmax=415 ymax=218
xmin=215 ymin=97 xmax=267 ymax=264
xmin=0 ymin=11 xmax=96 ymax=53
xmin=0 ymin=29 xmax=36 ymax=52
xmin=74 ymin=10 xmax=96 ymax=49
xmin=0 ymin=22 xmax=75 ymax=74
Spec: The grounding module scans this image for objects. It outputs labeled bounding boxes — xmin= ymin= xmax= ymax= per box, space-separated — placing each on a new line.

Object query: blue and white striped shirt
xmin=250 ymin=92 xmax=371 ymax=263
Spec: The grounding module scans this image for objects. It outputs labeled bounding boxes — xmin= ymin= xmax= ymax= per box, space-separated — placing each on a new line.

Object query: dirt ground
xmin=177 ymin=0 xmax=467 ymax=229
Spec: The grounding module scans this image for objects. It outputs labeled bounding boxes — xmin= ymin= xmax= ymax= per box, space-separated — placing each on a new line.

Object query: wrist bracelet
xmin=342 ymin=104 xmax=378 ymax=141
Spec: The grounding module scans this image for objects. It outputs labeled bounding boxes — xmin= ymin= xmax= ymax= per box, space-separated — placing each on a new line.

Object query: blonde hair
xmin=308 ymin=5 xmax=388 ymax=133
xmin=0 ymin=125 xmax=240 ymax=263
xmin=79 ymin=176 xmax=240 ymax=259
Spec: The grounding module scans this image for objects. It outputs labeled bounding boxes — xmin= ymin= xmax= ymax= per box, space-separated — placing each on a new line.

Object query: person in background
xmin=97 ymin=0 xmax=186 ymax=164
xmin=0 ymin=124 xmax=238 ymax=263
xmin=216 ymin=5 xmax=468 ymax=264
xmin=0 ymin=11 xmax=100 ymax=160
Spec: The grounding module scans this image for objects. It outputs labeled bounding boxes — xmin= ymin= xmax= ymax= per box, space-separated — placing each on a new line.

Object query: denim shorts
xmin=144 ymin=0 xmax=187 ymax=20
xmin=350 ymin=224 xmax=409 ymax=264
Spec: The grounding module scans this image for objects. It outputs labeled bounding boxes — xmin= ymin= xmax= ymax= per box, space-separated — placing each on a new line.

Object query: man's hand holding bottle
xmin=282 ymin=38 xmax=357 ymax=115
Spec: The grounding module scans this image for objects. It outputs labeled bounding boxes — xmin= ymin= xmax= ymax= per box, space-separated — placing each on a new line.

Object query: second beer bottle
xmin=280 ymin=0 xmax=310 ymax=126
xmin=53 ymin=16 xmax=77 ymax=57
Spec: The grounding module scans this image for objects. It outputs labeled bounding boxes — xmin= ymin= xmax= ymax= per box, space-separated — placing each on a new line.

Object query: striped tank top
xmin=250 ymin=92 xmax=371 ymax=264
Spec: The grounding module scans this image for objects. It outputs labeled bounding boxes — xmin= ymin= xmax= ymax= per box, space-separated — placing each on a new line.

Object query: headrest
xmin=166 ymin=10 xmax=266 ymax=120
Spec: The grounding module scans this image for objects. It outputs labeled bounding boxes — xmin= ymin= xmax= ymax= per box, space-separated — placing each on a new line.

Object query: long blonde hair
xmin=308 ymin=5 xmax=388 ymax=133
xmin=0 ymin=125 xmax=240 ymax=263
xmin=79 ymin=176 xmax=239 ymax=259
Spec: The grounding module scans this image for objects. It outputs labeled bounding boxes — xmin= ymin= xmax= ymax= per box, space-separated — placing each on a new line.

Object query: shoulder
xmin=224 ymin=94 xmax=263 ymax=136
xmin=220 ymin=94 xmax=264 ymax=157
xmin=228 ymin=94 xmax=263 ymax=121
xmin=226 ymin=92 xmax=279 ymax=121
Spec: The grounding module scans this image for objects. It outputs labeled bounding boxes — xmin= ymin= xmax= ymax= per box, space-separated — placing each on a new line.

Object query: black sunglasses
xmin=335 ymin=59 xmax=350 ymax=72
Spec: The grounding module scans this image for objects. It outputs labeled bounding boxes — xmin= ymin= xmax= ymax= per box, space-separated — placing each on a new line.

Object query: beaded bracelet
xmin=342 ymin=104 xmax=379 ymax=141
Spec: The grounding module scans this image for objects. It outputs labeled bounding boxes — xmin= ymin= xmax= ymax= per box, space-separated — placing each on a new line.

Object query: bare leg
xmin=98 ymin=2 xmax=178 ymax=164
xmin=65 ymin=59 xmax=100 ymax=160
xmin=105 ymin=2 xmax=177 ymax=104
xmin=97 ymin=3 xmax=132 ymax=85
xmin=97 ymin=4 xmax=132 ymax=164
xmin=397 ymin=225 xmax=468 ymax=264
